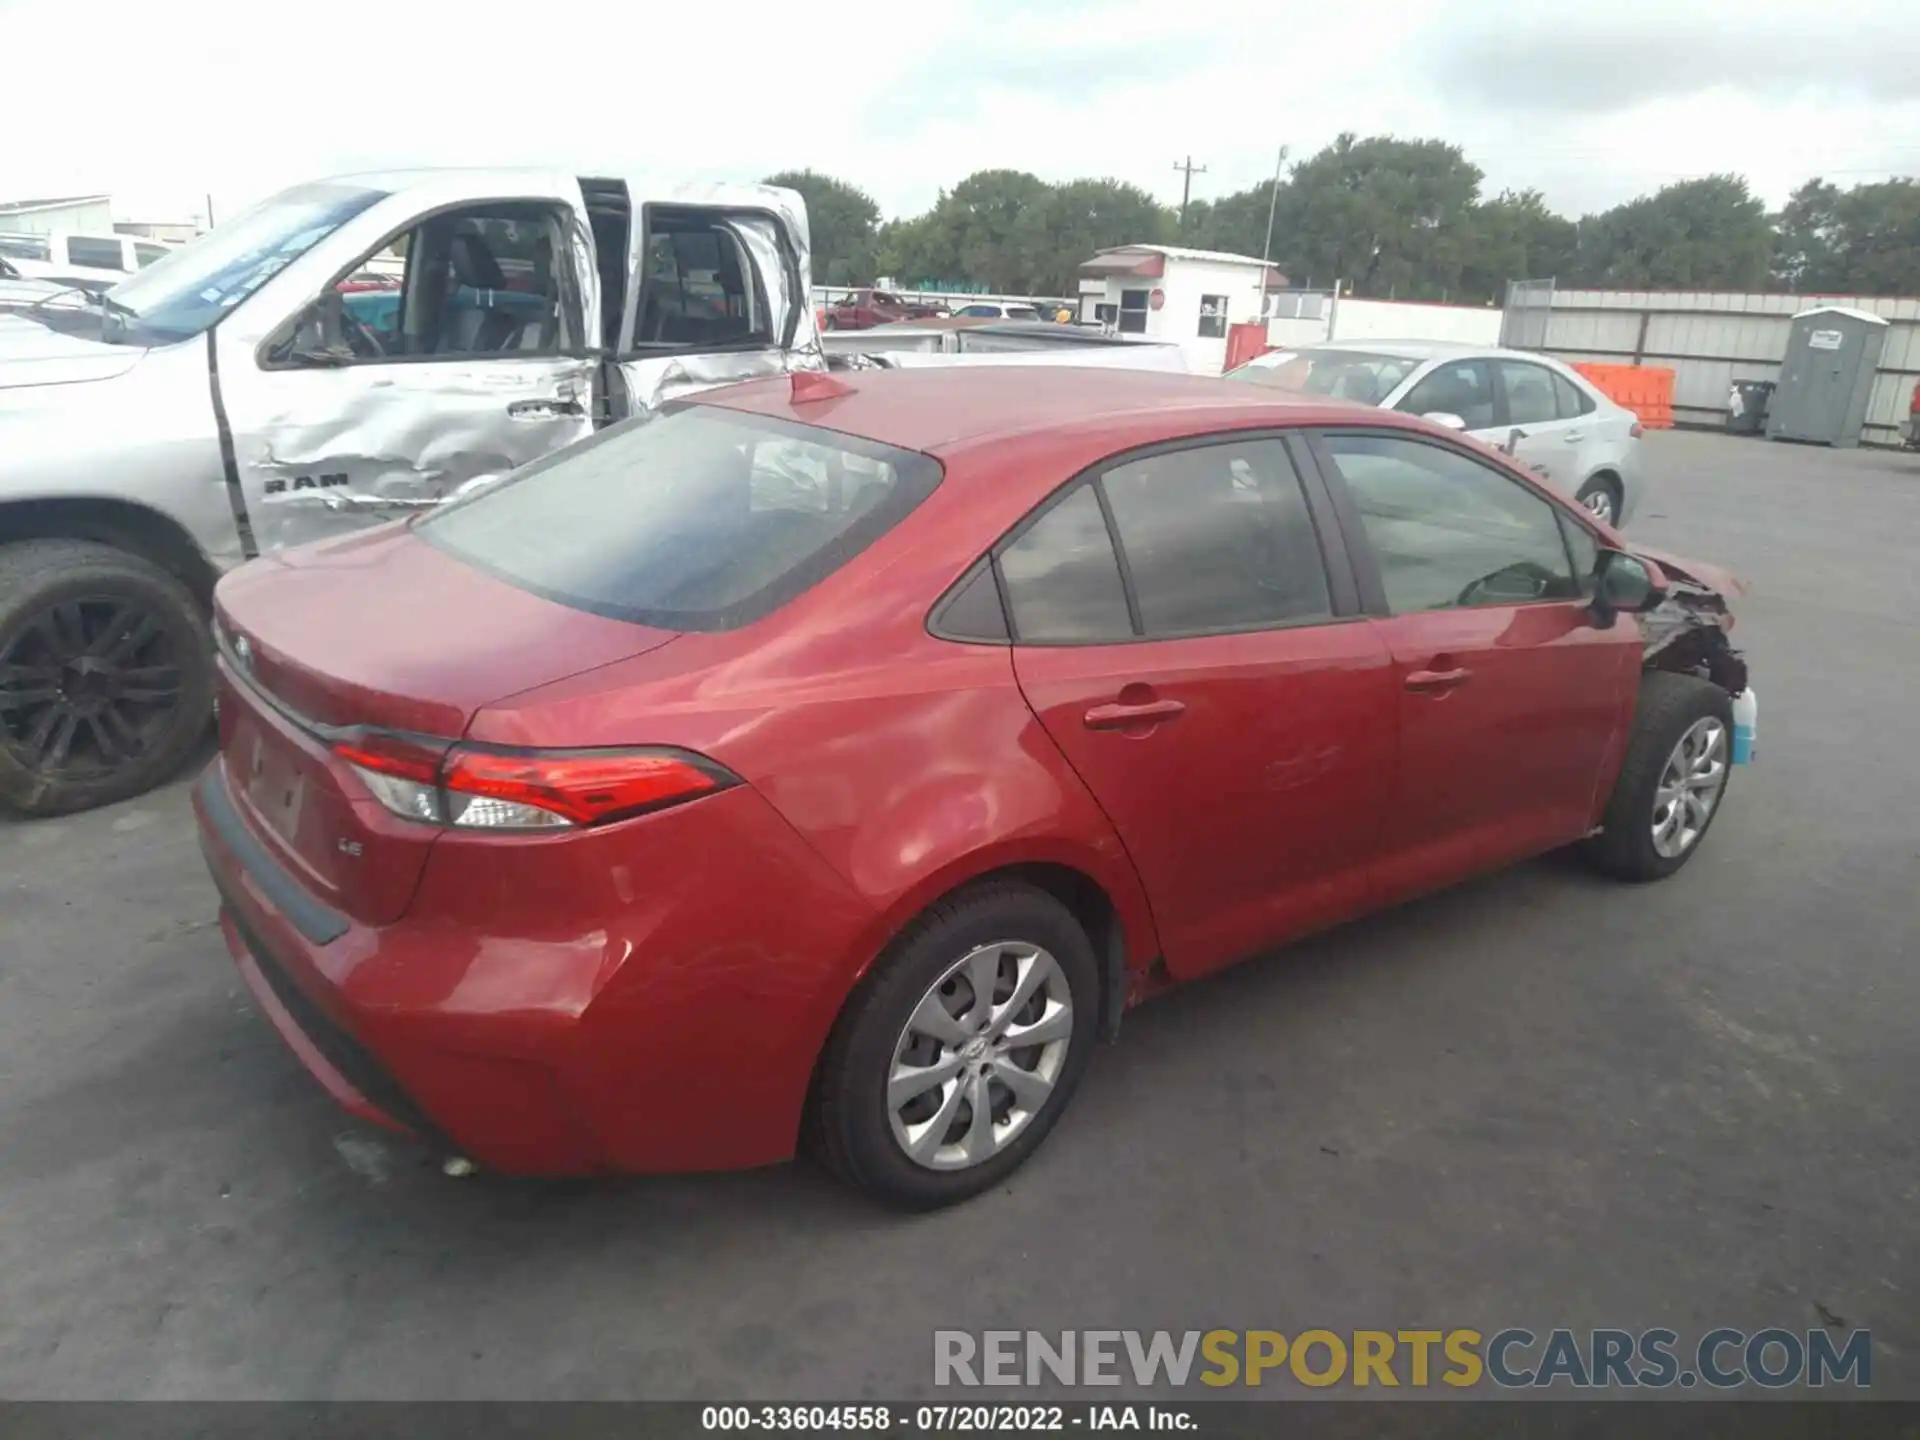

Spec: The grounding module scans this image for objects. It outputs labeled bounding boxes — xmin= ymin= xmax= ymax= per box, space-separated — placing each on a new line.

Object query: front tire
xmin=0 ymin=539 xmax=214 ymax=818
xmin=812 ymin=881 xmax=1100 ymax=1209
xmin=1581 ymin=671 xmax=1733 ymax=882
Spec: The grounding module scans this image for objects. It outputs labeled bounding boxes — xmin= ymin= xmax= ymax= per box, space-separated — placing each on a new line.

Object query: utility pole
xmin=1259 ymin=145 xmax=1288 ymax=312
xmin=1173 ymin=156 xmax=1208 ymax=229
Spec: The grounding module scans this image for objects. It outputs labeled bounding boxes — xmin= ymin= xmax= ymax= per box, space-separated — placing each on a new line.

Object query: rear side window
xmin=421 ymin=406 xmax=941 ymax=631
xmin=999 ymin=484 xmax=1133 ymax=643
xmin=66 ymin=237 xmax=127 ymax=270
xmin=0 ymin=235 xmax=51 ymax=261
xmin=1100 ymin=440 xmax=1331 ymax=634
xmin=1552 ymin=371 xmax=1595 ymax=419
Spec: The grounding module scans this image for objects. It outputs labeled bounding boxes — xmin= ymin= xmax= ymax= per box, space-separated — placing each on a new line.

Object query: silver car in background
xmin=1224 ymin=340 xmax=1648 ymax=527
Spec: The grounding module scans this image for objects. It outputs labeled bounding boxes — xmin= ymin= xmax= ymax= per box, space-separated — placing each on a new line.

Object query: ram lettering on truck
xmin=0 ymin=168 xmax=821 ymax=816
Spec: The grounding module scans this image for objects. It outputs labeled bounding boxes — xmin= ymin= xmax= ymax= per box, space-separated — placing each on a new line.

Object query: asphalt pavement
xmin=2 ymin=430 xmax=1917 ymax=1401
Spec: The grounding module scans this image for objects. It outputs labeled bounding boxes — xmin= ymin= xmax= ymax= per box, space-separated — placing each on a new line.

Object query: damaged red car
xmin=194 ymin=368 xmax=1753 ymax=1209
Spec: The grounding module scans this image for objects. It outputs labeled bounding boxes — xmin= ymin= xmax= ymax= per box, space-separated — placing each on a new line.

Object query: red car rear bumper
xmin=193 ymin=759 xmax=880 ymax=1175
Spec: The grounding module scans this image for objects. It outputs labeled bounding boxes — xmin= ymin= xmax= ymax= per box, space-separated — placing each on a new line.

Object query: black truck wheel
xmin=0 ymin=539 xmax=215 ymax=818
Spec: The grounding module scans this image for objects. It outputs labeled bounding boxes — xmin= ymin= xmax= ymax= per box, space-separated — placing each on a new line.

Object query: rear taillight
xmin=334 ymin=733 xmax=734 ymax=832
xmin=1630 ymin=421 xmax=1645 ymax=439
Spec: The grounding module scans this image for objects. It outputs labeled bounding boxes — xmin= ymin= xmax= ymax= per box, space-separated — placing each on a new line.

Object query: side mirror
xmin=283 ymin=291 xmax=354 ymax=367
xmin=1594 ymin=550 xmax=1667 ymax=616
xmin=1422 ymin=411 xmax=1468 ymax=431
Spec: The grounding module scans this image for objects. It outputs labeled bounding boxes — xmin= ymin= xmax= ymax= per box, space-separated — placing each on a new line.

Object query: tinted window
xmin=1101 ymin=440 xmax=1331 ymax=634
xmin=422 ymin=406 xmax=941 ymax=631
xmin=1321 ymin=432 xmax=1579 ymax=614
xmin=66 ymin=237 xmax=126 ymax=270
xmin=1557 ymin=510 xmax=1601 ymax=596
xmin=934 ymin=563 xmax=1010 ymax=642
xmin=1552 ymin=370 xmax=1595 ymax=419
xmin=999 ymin=484 xmax=1133 ymax=643
xmin=1498 ymin=360 xmax=1559 ymax=427
xmin=134 ymin=242 xmax=171 ymax=267
xmin=1398 ymin=359 xmax=1496 ymax=429
xmin=954 ymin=304 xmax=999 ymax=317
xmin=0 ymin=235 xmax=51 ymax=261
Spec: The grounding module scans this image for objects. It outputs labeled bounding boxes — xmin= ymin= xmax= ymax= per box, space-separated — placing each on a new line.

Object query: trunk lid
xmin=213 ymin=523 xmax=677 ymax=925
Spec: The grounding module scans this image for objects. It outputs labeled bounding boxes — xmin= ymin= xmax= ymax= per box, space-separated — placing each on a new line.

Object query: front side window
xmin=1197 ymin=294 xmax=1228 ymax=339
xmin=103 ymin=182 xmax=388 ymax=346
xmin=133 ymin=242 xmax=171 ymax=268
xmin=1320 ymin=432 xmax=1579 ymax=614
xmin=1396 ymin=359 xmax=1497 ymax=430
xmin=954 ymin=304 xmax=1000 ymax=317
xmin=0 ymin=235 xmax=51 ymax=261
xmin=423 ymin=405 xmax=941 ymax=631
xmin=1497 ymin=360 xmax=1560 ymax=427
xmin=1100 ymin=440 xmax=1331 ymax=635
xmin=999 ymin=484 xmax=1133 ymax=644
xmin=276 ymin=202 xmax=574 ymax=364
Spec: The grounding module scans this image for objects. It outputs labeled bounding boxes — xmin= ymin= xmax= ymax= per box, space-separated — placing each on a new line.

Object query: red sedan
xmin=194 ymin=368 xmax=1751 ymax=1209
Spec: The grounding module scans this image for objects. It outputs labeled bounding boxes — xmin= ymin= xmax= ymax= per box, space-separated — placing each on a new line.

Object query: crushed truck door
xmin=211 ymin=171 xmax=602 ymax=553
xmin=610 ymin=180 xmax=823 ymax=420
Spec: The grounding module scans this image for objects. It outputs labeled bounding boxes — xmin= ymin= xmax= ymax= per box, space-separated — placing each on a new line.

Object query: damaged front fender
xmin=1635 ymin=548 xmax=1748 ymax=697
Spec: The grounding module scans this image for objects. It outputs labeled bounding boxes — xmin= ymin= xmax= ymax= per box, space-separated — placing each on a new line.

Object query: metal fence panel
xmin=1500 ymin=279 xmax=1554 ymax=349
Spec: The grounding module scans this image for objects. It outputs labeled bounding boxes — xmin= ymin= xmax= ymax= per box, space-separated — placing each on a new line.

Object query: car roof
xmin=697 ymin=365 xmax=1424 ymax=462
xmin=1280 ymin=338 xmax=1566 ymax=364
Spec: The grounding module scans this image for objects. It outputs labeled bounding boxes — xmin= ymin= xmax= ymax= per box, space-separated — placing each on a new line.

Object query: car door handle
xmin=508 ymin=398 xmax=585 ymax=419
xmin=1405 ymin=666 xmax=1472 ymax=693
xmin=1563 ymin=430 xmax=1586 ymax=443
xmin=1084 ymin=698 xmax=1187 ymax=730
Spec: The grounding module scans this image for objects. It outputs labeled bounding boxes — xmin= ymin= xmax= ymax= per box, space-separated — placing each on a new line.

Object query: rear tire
xmin=0 ymin=539 xmax=214 ymax=818
xmin=1581 ymin=671 xmax=1733 ymax=882
xmin=811 ymin=881 xmax=1100 ymax=1210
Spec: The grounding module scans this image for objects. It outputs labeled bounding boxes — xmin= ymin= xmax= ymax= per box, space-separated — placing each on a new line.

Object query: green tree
xmin=1573 ymin=175 xmax=1772 ymax=289
xmin=1771 ymin=178 xmax=1843 ymax=290
xmin=1264 ymin=134 xmax=1485 ymax=299
xmin=763 ymin=169 xmax=881 ymax=287
xmin=1458 ymin=189 xmax=1581 ymax=303
xmin=1820 ymin=179 xmax=1920 ymax=294
xmin=1033 ymin=178 xmax=1175 ymax=292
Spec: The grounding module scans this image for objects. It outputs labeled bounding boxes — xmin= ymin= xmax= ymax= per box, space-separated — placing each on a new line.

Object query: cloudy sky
xmin=4 ymin=0 xmax=1917 ymax=226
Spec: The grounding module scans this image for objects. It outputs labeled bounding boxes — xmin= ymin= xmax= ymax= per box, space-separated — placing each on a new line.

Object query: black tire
xmin=1581 ymin=671 xmax=1734 ymax=882
xmin=812 ymin=881 xmax=1101 ymax=1210
xmin=0 ymin=539 xmax=214 ymax=818
xmin=1575 ymin=475 xmax=1622 ymax=527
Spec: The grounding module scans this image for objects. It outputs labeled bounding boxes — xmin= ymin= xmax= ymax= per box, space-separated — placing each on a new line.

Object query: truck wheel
xmin=0 ymin=539 xmax=215 ymax=818
xmin=1580 ymin=671 xmax=1733 ymax=882
xmin=811 ymin=881 xmax=1099 ymax=1210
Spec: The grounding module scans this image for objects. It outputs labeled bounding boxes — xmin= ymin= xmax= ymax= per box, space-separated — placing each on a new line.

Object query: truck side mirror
xmin=283 ymin=291 xmax=353 ymax=368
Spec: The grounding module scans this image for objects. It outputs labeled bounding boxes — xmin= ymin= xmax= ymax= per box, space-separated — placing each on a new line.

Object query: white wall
xmin=0 ymin=199 xmax=113 ymax=236
xmin=1086 ymin=258 xmax=1268 ymax=374
xmin=1533 ymin=289 xmax=1920 ymax=444
xmin=1262 ymin=297 xmax=1503 ymax=351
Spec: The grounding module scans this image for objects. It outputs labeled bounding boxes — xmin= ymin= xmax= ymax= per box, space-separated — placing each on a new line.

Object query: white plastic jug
xmin=1732 ymin=687 xmax=1758 ymax=765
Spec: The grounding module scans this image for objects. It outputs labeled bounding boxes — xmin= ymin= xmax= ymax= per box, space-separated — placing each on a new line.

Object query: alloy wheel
xmin=0 ymin=598 xmax=184 ymax=781
xmin=887 ymin=941 xmax=1074 ymax=1171
xmin=1651 ymin=716 xmax=1728 ymax=859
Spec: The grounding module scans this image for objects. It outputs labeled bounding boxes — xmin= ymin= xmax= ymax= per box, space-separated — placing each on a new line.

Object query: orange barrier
xmin=1224 ymin=321 xmax=1273 ymax=373
xmin=1573 ymin=363 xmax=1675 ymax=429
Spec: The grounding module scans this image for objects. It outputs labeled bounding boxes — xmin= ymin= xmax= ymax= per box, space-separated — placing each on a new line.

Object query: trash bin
xmin=1726 ymin=379 xmax=1775 ymax=435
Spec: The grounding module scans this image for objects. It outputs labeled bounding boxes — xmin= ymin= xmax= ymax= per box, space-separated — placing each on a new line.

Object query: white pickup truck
xmin=0 ymin=169 xmax=823 ymax=815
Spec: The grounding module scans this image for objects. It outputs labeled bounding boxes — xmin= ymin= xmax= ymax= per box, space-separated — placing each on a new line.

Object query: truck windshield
xmin=100 ymin=183 xmax=388 ymax=346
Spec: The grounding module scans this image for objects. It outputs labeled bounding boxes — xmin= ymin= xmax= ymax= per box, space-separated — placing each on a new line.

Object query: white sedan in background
xmin=1224 ymin=339 xmax=1648 ymax=527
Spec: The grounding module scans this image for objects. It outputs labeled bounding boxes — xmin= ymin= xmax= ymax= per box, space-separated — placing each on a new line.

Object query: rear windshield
xmin=1224 ymin=348 xmax=1421 ymax=406
xmin=420 ymin=405 xmax=942 ymax=631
